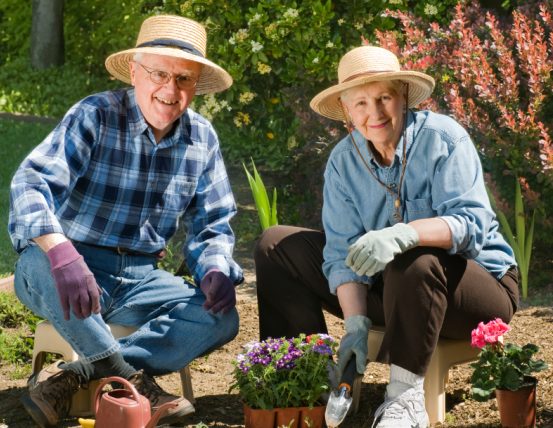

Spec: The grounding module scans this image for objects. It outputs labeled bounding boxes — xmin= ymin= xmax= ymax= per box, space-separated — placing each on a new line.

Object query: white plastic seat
xmin=351 ymin=326 xmax=479 ymax=424
xmin=31 ymin=320 xmax=195 ymax=416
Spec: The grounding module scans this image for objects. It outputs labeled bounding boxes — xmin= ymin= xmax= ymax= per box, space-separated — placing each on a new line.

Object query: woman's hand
xmin=346 ymin=223 xmax=419 ymax=277
xmin=338 ymin=315 xmax=372 ymax=376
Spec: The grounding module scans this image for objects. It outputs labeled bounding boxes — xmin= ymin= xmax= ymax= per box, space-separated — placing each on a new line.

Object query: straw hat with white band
xmin=310 ymin=46 xmax=435 ymax=121
xmin=105 ymin=15 xmax=232 ymax=95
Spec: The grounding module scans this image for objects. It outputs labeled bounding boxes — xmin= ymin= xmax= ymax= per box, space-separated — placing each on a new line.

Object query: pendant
xmin=394 ymin=199 xmax=401 ymax=209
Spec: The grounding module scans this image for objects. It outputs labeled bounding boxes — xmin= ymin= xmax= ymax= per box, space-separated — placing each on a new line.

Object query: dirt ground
xmin=1 ymin=164 xmax=553 ymax=427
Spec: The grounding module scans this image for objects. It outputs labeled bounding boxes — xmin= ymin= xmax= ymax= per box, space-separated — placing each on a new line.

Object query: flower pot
xmin=496 ymin=377 xmax=537 ymax=428
xmin=243 ymin=404 xmax=326 ymax=428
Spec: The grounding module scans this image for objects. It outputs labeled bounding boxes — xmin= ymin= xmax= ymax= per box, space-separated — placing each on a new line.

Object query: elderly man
xmin=9 ymin=15 xmax=242 ymax=427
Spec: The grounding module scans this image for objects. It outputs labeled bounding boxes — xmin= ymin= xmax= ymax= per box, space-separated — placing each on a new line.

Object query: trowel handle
xmin=340 ymin=356 xmax=358 ymax=390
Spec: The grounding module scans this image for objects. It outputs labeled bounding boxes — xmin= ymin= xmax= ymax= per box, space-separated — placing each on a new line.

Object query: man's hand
xmin=346 ymin=223 xmax=419 ymax=277
xmin=338 ymin=315 xmax=372 ymax=376
xmin=47 ymin=241 xmax=102 ymax=321
xmin=200 ymin=269 xmax=236 ymax=314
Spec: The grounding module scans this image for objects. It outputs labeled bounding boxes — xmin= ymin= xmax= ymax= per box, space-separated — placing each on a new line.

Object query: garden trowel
xmin=325 ymin=357 xmax=357 ymax=427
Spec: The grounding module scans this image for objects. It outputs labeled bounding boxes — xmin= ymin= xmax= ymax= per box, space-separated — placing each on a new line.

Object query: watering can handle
xmin=93 ymin=376 xmax=142 ymax=415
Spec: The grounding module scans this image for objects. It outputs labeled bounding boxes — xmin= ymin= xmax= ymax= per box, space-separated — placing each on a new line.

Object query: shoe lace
xmin=129 ymin=371 xmax=163 ymax=405
xmin=371 ymin=390 xmax=422 ymax=428
xmin=40 ymin=371 xmax=81 ymax=417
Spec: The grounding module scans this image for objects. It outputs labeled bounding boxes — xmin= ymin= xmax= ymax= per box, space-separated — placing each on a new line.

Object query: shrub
xmin=0 ymin=0 xmax=462 ymax=170
xmin=375 ymin=0 xmax=553 ymax=211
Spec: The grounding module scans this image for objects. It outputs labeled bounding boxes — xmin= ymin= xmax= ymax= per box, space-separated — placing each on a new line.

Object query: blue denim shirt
xmin=322 ymin=110 xmax=516 ymax=294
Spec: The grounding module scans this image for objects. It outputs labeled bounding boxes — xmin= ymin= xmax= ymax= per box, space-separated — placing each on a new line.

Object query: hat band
xmin=342 ymin=70 xmax=395 ymax=83
xmin=136 ymin=38 xmax=205 ymax=58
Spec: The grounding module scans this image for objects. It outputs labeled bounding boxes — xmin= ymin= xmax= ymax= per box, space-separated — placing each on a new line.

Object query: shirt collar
xmin=126 ymin=88 xmax=194 ymax=147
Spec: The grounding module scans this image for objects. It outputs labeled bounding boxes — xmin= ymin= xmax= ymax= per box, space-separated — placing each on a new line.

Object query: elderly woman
xmin=254 ymin=46 xmax=519 ymax=427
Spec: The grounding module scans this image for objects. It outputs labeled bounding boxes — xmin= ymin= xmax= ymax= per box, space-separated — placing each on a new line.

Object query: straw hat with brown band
xmin=105 ymin=15 xmax=232 ymax=95
xmin=310 ymin=46 xmax=436 ymax=222
xmin=309 ymin=45 xmax=435 ymax=121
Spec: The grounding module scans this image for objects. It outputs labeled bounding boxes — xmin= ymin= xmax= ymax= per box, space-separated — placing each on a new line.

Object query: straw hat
xmin=310 ymin=46 xmax=435 ymax=121
xmin=105 ymin=15 xmax=232 ymax=95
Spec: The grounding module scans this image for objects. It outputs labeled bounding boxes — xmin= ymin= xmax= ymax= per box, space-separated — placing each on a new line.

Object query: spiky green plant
xmin=243 ymin=160 xmax=278 ymax=232
xmin=488 ymin=178 xmax=535 ymax=299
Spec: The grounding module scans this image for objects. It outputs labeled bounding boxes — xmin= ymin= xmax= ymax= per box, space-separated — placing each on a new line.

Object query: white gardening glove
xmin=346 ymin=223 xmax=419 ymax=277
xmin=338 ymin=315 xmax=372 ymax=376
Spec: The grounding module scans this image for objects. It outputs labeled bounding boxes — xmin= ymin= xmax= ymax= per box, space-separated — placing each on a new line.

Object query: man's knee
xmin=214 ymin=307 xmax=239 ymax=345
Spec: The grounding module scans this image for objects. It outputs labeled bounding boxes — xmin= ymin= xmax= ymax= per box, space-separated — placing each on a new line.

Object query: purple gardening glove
xmin=47 ymin=241 xmax=102 ymax=321
xmin=200 ymin=269 xmax=236 ymax=314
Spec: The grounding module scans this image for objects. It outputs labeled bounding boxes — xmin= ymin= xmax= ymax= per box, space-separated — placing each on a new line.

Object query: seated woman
xmin=254 ymin=45 xmax=519 ymax=428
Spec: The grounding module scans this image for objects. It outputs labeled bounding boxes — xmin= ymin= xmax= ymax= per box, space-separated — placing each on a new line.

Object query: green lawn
xmin=0 ymin=118 xmax=54 ymax=276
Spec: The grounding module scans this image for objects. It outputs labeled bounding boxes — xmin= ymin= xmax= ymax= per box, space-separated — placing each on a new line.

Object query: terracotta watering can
xmin=94 ymin=376 xmax=177 ymax=428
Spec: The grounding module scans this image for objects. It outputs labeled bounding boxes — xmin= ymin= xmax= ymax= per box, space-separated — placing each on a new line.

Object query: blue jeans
xmin=14 ymin=243 xmax=239 ymax=375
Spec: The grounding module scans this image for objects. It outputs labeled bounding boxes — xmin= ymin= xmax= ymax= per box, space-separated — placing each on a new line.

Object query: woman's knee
xmin=384 ymin=247 xmax=446 ymax=292
xmin=254 ymin=225 xmax=286 ymax=263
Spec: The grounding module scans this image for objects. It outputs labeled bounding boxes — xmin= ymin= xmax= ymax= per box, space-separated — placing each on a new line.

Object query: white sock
xmin=386 ymin=364 xmax=424 ymax=398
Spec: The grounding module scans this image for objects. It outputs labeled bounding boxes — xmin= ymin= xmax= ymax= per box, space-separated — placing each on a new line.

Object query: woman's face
xmin=341 ymin=81 xmax=406 ymax=149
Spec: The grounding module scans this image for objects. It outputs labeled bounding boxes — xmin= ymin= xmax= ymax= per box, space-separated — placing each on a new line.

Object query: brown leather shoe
xmin=22 ymin=361 xmax=82 ymax=427
xmin=128 ymin=370 xmax=195 ymax=424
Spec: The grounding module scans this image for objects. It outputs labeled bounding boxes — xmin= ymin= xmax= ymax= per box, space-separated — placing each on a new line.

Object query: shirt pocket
xmin=157 ymin=177 xmax=197 ymax=214
xmin=405 ymin=197 xmax=434 ymax=221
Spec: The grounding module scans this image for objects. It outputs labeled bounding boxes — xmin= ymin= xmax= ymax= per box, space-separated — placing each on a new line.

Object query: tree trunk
xmin=30 ymin=0 xmax=64 ymax=69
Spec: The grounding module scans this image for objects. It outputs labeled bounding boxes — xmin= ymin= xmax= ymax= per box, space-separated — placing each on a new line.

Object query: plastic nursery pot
xmin=495 ymin=376 xmax=537 ymax=428
xmin=243 ymin=404 xmax=326 ymax=428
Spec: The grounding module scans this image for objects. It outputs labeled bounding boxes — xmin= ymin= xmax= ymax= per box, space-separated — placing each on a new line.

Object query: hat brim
xmin=105 ymin=47 xmax=233 ymax=95
xmin=310 ymin=71 xmax=435 ymax=121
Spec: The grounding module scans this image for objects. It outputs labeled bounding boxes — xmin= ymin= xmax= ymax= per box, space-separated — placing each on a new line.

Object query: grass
xmin=0 ymin=118 xmax=54 ymax=276
xmin=0 ymin=292 xmax=41 ymax=377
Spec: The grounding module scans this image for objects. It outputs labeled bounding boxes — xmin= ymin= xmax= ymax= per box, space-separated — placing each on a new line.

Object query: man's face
xmin=130 ymin=53 xmax=202 ymax=140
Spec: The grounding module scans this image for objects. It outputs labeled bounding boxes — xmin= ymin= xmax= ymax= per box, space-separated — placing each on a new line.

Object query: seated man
xmin=9 ymin=14 xmax=242 ymax=427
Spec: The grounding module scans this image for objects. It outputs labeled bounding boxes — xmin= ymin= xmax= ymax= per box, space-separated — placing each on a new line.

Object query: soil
xmin=1 ymin=162 xmax=552 ymax=428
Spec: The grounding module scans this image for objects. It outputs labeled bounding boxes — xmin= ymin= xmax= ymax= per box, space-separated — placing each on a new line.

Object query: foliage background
xmin=2 ymin=0 xmax=553 ymax=290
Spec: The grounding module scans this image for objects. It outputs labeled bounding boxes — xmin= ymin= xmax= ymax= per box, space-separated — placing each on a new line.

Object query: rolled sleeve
xmin=432 ymin=136 xmax=493 ymax=259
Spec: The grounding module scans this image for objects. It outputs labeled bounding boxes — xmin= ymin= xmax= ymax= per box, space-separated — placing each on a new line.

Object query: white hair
xmin=340 ymin=79 xmax=404 ymax=103
xmin=133 ymin=52 xmax=143 ymax=62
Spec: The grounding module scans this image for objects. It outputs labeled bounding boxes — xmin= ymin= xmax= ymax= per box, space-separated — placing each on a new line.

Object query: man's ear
xmin=129 ymin=61 xmax=136 ymax=86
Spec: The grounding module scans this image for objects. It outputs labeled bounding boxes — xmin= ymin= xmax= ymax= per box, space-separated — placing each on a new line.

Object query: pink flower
xmin=471 ymin=318 xmax=511 ymax=348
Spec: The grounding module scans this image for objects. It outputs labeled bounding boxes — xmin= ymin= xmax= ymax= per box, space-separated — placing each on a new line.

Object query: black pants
xmin=254 ymin=225 xmax=519 ymax=375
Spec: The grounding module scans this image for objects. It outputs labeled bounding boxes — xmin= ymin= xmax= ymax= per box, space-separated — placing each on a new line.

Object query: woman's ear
xmin=339 ymin=98 xmax=355 ymax=130
xmin=403 ymin=82 xmax=409 ymax=112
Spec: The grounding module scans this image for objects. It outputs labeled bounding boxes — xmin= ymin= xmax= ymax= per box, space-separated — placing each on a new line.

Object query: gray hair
xmin=133 ymin=52 xmax=143 ymax=62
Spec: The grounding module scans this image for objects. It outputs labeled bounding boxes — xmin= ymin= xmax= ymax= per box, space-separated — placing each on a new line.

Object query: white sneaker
xmin=371 ymin=387 xmax=429 ymax=428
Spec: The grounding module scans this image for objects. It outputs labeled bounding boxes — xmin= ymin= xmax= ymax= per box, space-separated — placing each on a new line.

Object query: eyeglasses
xmin=134 ymin=62 xmax=198 ymax=90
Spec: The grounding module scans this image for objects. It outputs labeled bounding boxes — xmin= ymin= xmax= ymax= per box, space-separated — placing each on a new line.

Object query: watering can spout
xmin=145 ymin=401 xmax=178 ymax=428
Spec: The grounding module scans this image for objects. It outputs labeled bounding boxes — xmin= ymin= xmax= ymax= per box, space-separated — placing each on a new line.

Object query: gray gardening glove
xmin=338 ymin=315 xmax=372 ymax=376
xmin=346 ymin=223 xmax=419 ymax=277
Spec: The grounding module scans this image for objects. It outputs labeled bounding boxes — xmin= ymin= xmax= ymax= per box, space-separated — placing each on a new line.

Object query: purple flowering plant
xmin=230 ymin=333 xmax=337 ymax=409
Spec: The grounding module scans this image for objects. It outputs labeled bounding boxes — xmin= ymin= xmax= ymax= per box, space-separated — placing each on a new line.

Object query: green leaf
xmin=514 ymin=179 xmax=525 ymax=256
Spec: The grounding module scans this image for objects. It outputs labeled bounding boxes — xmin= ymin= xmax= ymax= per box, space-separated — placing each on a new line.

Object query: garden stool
xmin=351 ymin=326 xmax=479 ymax=424
xmin=31 ymin=320 xmax=195 ymax=416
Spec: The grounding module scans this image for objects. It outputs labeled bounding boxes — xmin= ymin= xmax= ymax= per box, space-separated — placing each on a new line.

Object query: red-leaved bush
xmin=374 ymin=1 xmax=553 ymax=210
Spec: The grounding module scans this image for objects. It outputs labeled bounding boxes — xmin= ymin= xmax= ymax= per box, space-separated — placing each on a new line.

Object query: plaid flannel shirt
xmin=9 ymin=88 xmax=243 ymax=285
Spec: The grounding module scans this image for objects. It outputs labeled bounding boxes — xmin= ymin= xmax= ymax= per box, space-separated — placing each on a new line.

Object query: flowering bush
xmin=470 ymin=318 xmax=548 ymax=401
xmin=375 ymin=0 xmax=553 ymax=289
xmin=230 ymin=333 xmax=337 ymax=409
